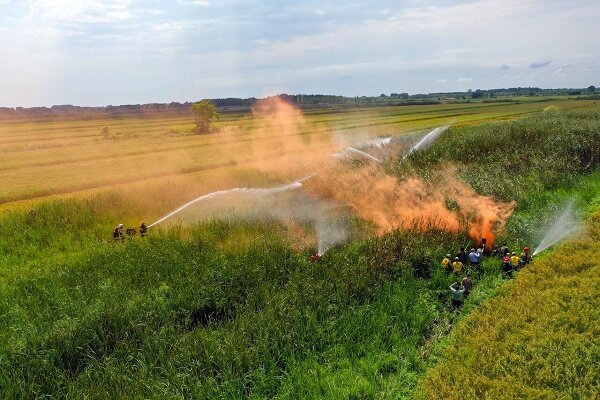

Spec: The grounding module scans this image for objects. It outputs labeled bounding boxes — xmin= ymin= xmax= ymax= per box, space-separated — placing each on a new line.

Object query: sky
xmin=0 ymin=0 xmax=599 ymax=107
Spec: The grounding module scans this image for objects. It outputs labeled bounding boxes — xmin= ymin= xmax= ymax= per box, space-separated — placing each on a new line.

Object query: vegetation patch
xmin=415 ymin=209 xmax=600 ymax=400
xmin=400 ymin=108 xmax=600 ymax=202
xmin=0 ymin=105 xmax=599 ymax=398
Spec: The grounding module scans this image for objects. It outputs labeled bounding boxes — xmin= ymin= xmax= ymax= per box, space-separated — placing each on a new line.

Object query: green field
xmin=1 ymin=99 xmax=599 ymax=398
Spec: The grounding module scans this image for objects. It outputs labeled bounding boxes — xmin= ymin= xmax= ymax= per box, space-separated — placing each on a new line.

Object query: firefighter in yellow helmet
xmin=452 ymin=257 xmax=463 ymax=274
xmin=441 ymin=254 xmax=452 ymax=273
xmin=511 ymin=252 xmax=521 ymax=271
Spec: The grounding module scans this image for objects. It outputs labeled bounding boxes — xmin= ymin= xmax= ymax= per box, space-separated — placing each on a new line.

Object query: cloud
xmin=29 ymin=0 xmax=132 ymax=23
xmin=529 ymin=60 xmax=552 ymax=68
xmin=177 ymin=0 xmax=210 ymax=5
xmin=2 ymin=0 xmax=600 ymax=106
xmin=555 ymin=64 xmax=572 ymax=73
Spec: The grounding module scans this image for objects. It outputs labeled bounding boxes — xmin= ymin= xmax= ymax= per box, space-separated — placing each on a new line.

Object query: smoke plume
xmin=303 ymin=163 xmax=514 ymax=244
xmin=151 ymin=96 xmax=514 ymax=251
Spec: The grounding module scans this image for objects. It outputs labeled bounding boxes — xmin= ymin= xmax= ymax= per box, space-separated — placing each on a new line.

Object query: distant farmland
xmin=1 ymin=98 xmax=594 ymax=210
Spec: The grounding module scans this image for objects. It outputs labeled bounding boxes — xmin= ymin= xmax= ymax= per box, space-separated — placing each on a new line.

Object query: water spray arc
xmin=148 ymin=177 xmax=312 ymax=228
xmin=317 ymin=218 xmax=349 ymax=256
xmin=333 ymin=147 xmax=382 ymax=163
xmin=533 ymin=200 xmax=578 ymax=256
xmin=364 ymin=137 xmax=392 ymax=148
xmin=404 ymin=126 xmax=449 ymax=158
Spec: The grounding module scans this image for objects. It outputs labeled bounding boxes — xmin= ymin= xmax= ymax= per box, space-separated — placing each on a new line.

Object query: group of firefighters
xmin=114 ymin=223 xmax=533 ymax=311
xmin=113 ymin=222 xmax=148 ymax=241
xmin=443 ymin=243 xmax=533 ymax=308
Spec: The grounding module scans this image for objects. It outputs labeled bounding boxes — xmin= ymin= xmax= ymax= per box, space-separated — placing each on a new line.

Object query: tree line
xmin=1 ymin=86 xmax=596 ymax=120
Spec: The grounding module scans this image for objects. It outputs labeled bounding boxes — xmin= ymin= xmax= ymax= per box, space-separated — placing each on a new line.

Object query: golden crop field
xmin=1 ymin=98 xmax=594 ymax=215
xmin=416 ymin=208 xmax=600 ymax=400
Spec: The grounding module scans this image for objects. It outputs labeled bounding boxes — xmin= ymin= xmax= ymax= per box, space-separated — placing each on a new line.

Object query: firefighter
xmin=510 ymin=252 xmax=521 ymax=271
xmin=452 ymin=257 xmax=463 ymax=274
xmin=502 ymin=253 xmax=512 ymax=278
xmin=500 ymin=243 xmax=510 ymax=258
xmin=469 ymin=247 xmax=480 ymax=266
xmin=520 ymin=247 xmax=532 ymax=266
xmin=113 ymin=224 xmax=124 ymax=241
xmin=441 ymin=254 xmax=452 ymax=273
xmin=477 ymin=245 xmax=485 ymax=260
xmin=140 ymin=222 xmax=148 ymax=237
xmin=450 ymin=281 xmax=465 ymax=309
xmin=456 ymin=247 xmax=468 ymax=265
xmin=461 ymin=273 xmax=473 ymax=296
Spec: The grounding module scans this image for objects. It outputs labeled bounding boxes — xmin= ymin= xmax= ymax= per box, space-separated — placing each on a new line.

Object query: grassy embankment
xmin=406 ymin=107 xmax=600 ymax=399
xmin=415 ymin=207 xmax=600 ymax=400
xmin=401 ymin=106 xmax=600 ymax=244
xmin=0 ymin=203 xmax=478 ymax=398
xmin=0 ymin=105 xmax=598 ymax=398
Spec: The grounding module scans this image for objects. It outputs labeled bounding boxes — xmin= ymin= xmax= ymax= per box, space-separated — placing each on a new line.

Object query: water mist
xmin=533 ymin=200 xmax=579 ymax=256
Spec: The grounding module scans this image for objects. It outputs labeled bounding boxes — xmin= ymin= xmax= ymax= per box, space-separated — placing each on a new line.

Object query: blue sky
xmin=0 ymin=0 xmax=598 ymax=107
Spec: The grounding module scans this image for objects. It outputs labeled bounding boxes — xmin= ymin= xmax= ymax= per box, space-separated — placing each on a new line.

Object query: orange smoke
xmin=303 ymin=163 xmax=514 ymax=245
xmin=240 ymin=96 xmax=514 ymax=244
xmin=251 ymin=95 xmax=306 ymax=128
xmin=246 ymin=96 xmax=333 ymax=175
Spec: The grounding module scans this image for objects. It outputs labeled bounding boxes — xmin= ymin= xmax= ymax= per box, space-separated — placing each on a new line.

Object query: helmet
xmin=470 ymin=248 xmax=475 ymax=252
xmin=455 ymin=257 xmax=459 ymax=260
xmin=524 ymin=247 xmax=529 ymax=251
xmin=446 ymin=254 xmax=451 ymax=258
xmin=118 ymin=224 xmax=123 ymax=228
xmin=512 ymin=252 xmax=516 ymax=255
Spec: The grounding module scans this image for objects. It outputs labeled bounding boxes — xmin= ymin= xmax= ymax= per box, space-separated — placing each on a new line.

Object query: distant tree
xmin=471 ymin=89 xmax=484 ymax=99
xmin=588 ymin=85 xmax=596 ymax=93
xmin=191 ymin=100 xmax=219 ymax=134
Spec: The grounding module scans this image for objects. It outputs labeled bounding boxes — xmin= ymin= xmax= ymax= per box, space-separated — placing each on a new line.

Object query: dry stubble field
xmin=1 ymin=98 xmax=594 ymax=220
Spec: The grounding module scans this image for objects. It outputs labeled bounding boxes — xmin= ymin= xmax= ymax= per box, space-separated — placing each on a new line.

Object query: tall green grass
xmin=1 ymin=106 xmax=599 ymax=398
xmin=0 ymin=203 xmax=477 ymax=398
xmin=398 ymin=108 xmax=600 ymax=202
xmin=393 ymin=106 xmax=600 ymax=249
